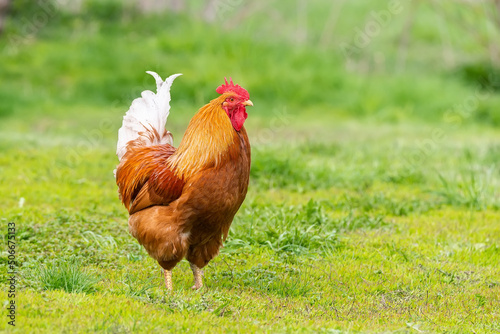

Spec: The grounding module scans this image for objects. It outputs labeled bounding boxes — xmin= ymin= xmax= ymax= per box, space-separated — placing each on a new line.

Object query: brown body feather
xmin=115 ymin=93 xmax=251 ymax=270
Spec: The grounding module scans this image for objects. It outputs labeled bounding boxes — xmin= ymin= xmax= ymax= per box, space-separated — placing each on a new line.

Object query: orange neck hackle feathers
xmin=167 ymin=93 xmax=240 ymax=180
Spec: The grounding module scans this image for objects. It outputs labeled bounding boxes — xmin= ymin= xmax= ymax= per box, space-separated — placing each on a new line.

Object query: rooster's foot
xmin=164 ymin=269 xmax=173 ymax=291
xmin=190 ymin=263 xmax=203 ymax=290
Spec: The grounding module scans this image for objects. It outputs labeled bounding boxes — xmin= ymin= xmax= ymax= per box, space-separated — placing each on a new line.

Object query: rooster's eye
xmin=230 ymin=98 xmax=234 ymax=102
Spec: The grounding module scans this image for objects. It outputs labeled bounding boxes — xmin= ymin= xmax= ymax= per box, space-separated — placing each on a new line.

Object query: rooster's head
xmin=217 ymin=78 xmax=253 ymax=132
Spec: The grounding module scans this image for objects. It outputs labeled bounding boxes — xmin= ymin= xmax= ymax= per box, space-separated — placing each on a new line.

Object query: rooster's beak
xmin=243 ymin=100 xmax=254 ymax=107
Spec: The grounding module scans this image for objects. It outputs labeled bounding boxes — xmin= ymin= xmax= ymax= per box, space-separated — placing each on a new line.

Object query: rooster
xmin=115 ymin=72 xmax=252 ymax=290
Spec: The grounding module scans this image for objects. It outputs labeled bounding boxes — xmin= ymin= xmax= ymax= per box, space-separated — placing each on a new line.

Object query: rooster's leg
xmin=164 ymin=269 xmax=173 ymax=291
xmin=190 ymin=263 xmax=203 ymax=290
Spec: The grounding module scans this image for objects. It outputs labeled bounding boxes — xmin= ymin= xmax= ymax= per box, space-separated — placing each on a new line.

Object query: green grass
xmin=32 ymin=257 xmax=100 ymax=294
xmin=1 ymin=1 xmax=500 ymax=333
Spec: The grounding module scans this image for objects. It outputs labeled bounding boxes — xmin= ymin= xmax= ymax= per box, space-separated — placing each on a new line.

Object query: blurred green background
xmin=1 ymin=0 xmax=500 ymax=137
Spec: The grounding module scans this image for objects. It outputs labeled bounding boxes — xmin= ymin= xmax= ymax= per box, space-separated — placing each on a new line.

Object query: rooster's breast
xmin=178 ymin=129 xmax=250 ymax=233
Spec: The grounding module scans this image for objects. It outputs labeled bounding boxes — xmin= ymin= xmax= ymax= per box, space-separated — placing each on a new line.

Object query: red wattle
xmin=230 ymin=107 xmax=247 ymax=131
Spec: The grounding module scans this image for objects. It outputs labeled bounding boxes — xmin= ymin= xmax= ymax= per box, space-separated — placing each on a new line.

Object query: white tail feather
xmin=116 ymin=72 xmax=182 ymax=161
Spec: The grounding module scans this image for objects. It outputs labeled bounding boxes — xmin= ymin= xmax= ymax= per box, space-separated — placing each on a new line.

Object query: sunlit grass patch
xmin=436 ymin=167 xmax=499 ymax=210
xmin=235 ymin=263 xmax=315 ymax=298
xmin=228 ymin=200 xmax=340 ymax=256
xmin=118 ymin=273 xmax=157 ymax=300
xmin=33 ymin=257 xmax=100 ymax=294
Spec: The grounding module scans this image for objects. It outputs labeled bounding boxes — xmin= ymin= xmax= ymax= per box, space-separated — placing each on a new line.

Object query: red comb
xmin=216 ymin=77 xmax=250 ymax=100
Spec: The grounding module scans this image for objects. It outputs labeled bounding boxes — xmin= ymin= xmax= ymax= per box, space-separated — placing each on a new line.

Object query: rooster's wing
xmin=116 ymin=144 xmax=184 ymax=215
